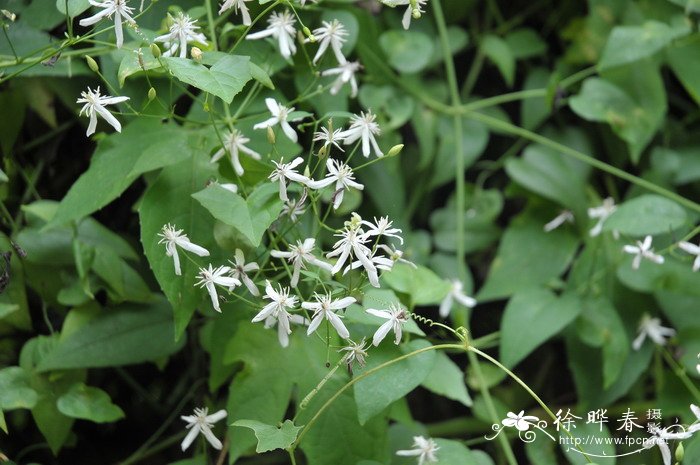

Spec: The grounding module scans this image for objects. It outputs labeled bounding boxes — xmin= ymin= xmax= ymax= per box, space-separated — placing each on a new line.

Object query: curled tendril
xmin=406 ymin=311 xmax=465 ymax=344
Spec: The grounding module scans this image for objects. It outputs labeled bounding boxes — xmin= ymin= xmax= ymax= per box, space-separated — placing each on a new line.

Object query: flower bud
xmin=85 ymin=55 xmax=99 ymax=73
xmin=303 ymin=26 xmax=312 ymax=37
xmin=148 ymin=87 xmax=157 ymax=101
xmin=675 ymin=442 xmax=684 ymax=462
xmin=191 ymin=46 xmax=203 ymax=61
xmin=412 ymin=8 xmax=421 ymax=19
xmin=303 ymin=166 xmax=311 ymax=178
xmin=387 ymin=144 xmax=404 ymax=157
xmin=150 ymin=43 xmax=161 ymax=58
xmin=317 ymin=144 xmax=327 ymax=158
xmin=203 ymin=102 xmax=210 ymax=112
xmin=267 ymin=127 xmax=276 ymax=144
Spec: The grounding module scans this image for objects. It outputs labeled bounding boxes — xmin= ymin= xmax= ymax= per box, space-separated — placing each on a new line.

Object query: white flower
xmin=268 ymin=156 xmax=310 ymax=202
xmin=377 ymin=244 xmax=416 ymax=268
xmin=229 ymin=249 xmax=259 ymax=296
xmin=678 ymin=240 xmax=700 ymax=272
xmin=339 ymin=338 xmax=369 ymax=370
xmin=302 ymin=293 xmax=355 ymax=339
xmin=246 ymin=9 xmax=297 ymax=59
xmin=643 ymin=425 xmax=692 ymax=465
xmin=307 ymin=159 xmax=364 ymax=209
xmin=263 ymin=312 xmax=308 ymax=347
xmin=322 ymin=61 xmax=361 ymax=97
xmin=379 ymin=0 xmax=428 ymax=30
xmin=396 ymin=436 xmax=439 ymax=465
xmin=219 ymin=183 xmax=238 ymax=193
xmin=210 ymin=129 xmax=262 ymax=176
xmin=632 ymin=314 xmax=675 ymax=350
xmin=281 ymin=196 xmax=307 ymax=221
xmin=313 ymin=126 xmax=345 ymax=152
xmin=252 ymin=281 xmax=299 ymax=347
xmin=181 ymin=407 xmax=227 ymax=451
xmin=309 ymin=19 xmax=348 ymax=64
xmin=342 ymin=250 xmax=395 ymax=276
xmin=623 ymin=235 xmax=665 ymax=270
xmin=543 ymin=210 xmax=574 ymax=232
xmin=76 ymin=86 xmax=130 ymax=136
xmin=362 ymin=216 xmax=403 ymax=244
xmin=218 ymin=0 xmax=252 ymax=24
xmin=271 ymin=238 xmax=333 ymax=287
xmin=79 ymin=0 xmax=136 ymax=49
xmin=157 ymin=223 xmax=210 ymax=276
xmin=340 ymin=110 xmax=382 ymax=158
xmin=439 ymin=280 xmax=476 ymax=318
xmin=689 ymin=404 xmax=700 ymax=433
xmin=502 ymin=411 xmax=539 ymax=432
xmin=366 ymin=303 xmax=408 ymax=346
xmin=588 ymin=197 xmax=616 ymax=237
xmin=155 ymin=13 xmax=208 ymax=58
xmin=254 ymin=98 xmax=305 ymax=143
xmin=195 ymin=265 xmax=241 ymax=313
xmin=327 ymin=216 xmax=379 ymax=287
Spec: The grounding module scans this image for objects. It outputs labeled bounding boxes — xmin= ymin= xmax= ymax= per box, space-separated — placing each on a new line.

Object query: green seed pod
xmin=148 ymin=87 xmax=157 ymax=101
xmin=150 ymin=43 xmax=161 ymax=58
xmin=85 ymin=55 xmax=99 ymax=73
xmin=675 ymin=442 xmax=685 ymax=462
xmin=387 ymin=144 xmax=404 ymax=157
xmin=267 ymin=127 xmax=276 ymax=144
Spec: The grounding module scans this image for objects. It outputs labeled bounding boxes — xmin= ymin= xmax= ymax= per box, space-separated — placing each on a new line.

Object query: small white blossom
xmin=79 ymin=0 xmax=136 ymax=49
xmin=76 ymin=86 xmax=130 ymax=136
xmin=195 ymin=265 xmax=241 ymax=313
xmin=623 ymin=235 xmax=664 ymax=270
xmin=229 ymin=249 xmax=259 ymax=296
xmin=180 ymin=407 xmax=227 ymax=451
xmin=339 ymin=338 xmax=369 ymax=370
xmin=366 ymin=303 xmax=408 ymax=346
xmin=380 ymin=0 xmax=428 ymax=30
xmin=157 ymin=223 xmax=210 ymax=276
xmin=268 ymin=156 xmax=310 ymax=202
xmin=155 ymin=13 xmax=208 ymax=58
xmin=218 ymin=0 xmax=252 ymax=24
xmin=543 ymin=210 xmax=574 ymax=232
xmin=362 ymin=216 xmax=403 ymax=244
xmin=252 ymin=281 xmax=299 ymax=347
xmin=678 ymin=240 xmax=700 ymax=272
xmin=263 ymin=312 xmax=308 ymax=347
xmin=588 ymin=197 xmax=617 ymax=237
xmin=322 ymin=61 xmax=361 ymax=97
xmin=307 ymin=159 xmax=364 ymax=209
xmin=302 ymin=293 xmax=355 ymax=339
xmin=689 ymin=404 xmax=700 ymax=433
xmin=643 ymin=425 xmax=692 ymax=465
xmin=254 ymin=98 xmax=305 ymax=143
xmin=340 ymin=110 xmax=383 ymax=158
xmin=271 ymin=238 xmax=333 ymax=287
xmin=313 ymin=126 xmax=345 ymax=152
xmin=327 ymin=215 xmax=379 ymax=287
xmin=246 ymin=10 xmax=297 ymax=59
xmin=439 ymin=280 xmax=476 ymax=318
xmin=309 ymin=19 xmax=348 ymax=64
xmin=281 ymin=195 xmax=307 ymax=221
xmin=396 ymin=435 xmax=439 ymax=465
xmin=377 ymin=244 xmax=416 ymax=268
xmin=210 ymin=129 xmax=261 ymax=176
xmin=502 ymin=411 xmax=540 ymax=432
xmin=632 ymin=314 xmax=675 ymax=350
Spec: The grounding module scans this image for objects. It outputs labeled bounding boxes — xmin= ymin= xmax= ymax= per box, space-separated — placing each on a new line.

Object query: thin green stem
xmin=204 ymin=0 xmax=219 ymax=50
xmin=661 ymin=348 xmax=700 ymax=402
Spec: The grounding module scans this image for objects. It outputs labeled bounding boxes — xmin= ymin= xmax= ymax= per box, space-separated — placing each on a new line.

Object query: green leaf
xmin=421 ymin=352 xmax=472 ymax=406
xmin=192 ymin=183 xmax=283 ymax=247
xmin=232 ymin=419 xmax=301 ymax=452
xmin=381 ymin=263 xmax=451 ymax=306
xmin=598 ymin=19 xmax=690 ymax=70
xmin=36 ymin=298 xmax=185 ymax=371
xmin=249 ymin=62 xmax=274 ymax=89
xmin=162 ymin=55 xmax=252 ymax=103
xmin=504 ymin=28 xmax=547 ymax=59
xmin=139 ymin=156 xmax=220 ymax=338
xmin=47 ymin=120 xmax=195 ymax=227
xmin=57 ymin=383 xmax=125 ymax=423
xmin=667 ymin=33 xmax=700 ymax=106
xmin=118 ymin=46 xmax=162 ymax=87
xmin=378 ymin=30 xmax=435 ymax=74
xmin=561 ymin=422 xmax=616 ymax=465
xmin=56 ymin=0 xmax=90 ymax=17
xmin=354 ymin=339 xmax=436 ymax=424
xmin=500 ymin=289 xmax=582 ymax=367
xmin=0 ymin=367 xmax=39 ymax=410
xmin=430 ymin=117 xmax=489 ymax=189
xmin=603 ymin=194 xmax=687 ymax=236
xmin=481 ymin=35 xmax=515 ymax=87
xmin=477 ymin=213 xmax=579 ymax=301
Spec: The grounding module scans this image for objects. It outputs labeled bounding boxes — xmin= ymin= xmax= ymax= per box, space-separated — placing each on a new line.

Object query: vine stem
xmin=469 ymin=346 xmax=594 ymax=463
xmin=661 ymin=348 xmax=700 ymax=403
xmin=289 ymin=343 xmax=465 ymax=451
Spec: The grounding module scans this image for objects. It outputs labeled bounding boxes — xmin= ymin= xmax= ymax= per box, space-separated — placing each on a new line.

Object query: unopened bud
xmin=303 ymin=26 xmax=312 ymax=37
xmin=387 ymin=144 xmax=404 ymax=157
xmin=147 ymin=87 xmax=156 ymax=101
xmin=150 ymin=43 xmax=161 ymax=58
xmin=267 ymin=127 xmax=276 ymax=144
xmin=317 ymin=144 xmax=327 ymax=158
xmin=675 ymin=442 xmax=684 ymax=462
xmin=203 ymin=102 xmax=210 ymax=112
xmin=303 ymin=166 xmax=311 ymax=178
xmin=191 ymin=46 xmax=202 ymax=61
xmin=85 ymin=55 xmax=99 ymax=73
xmin=412 ymin=8 xmax=421 ymax=19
